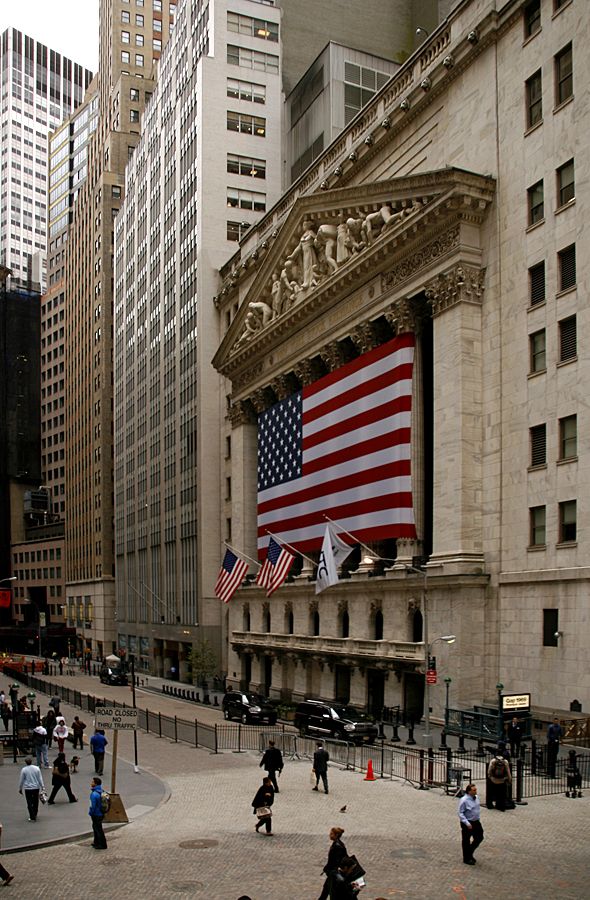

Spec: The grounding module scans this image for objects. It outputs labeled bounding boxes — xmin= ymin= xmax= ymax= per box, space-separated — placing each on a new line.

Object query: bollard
xmin=456 ymin=734 xmax=466 ymax=754
xmin=531 ymin=739 xmax=537 ymax=775
xmin=418 ymin=749 xmax=428 ymax=789
xmin=196 ymin=692 xmax=200 ymax=702
xmin=515 ymin=756 xmax=527 ymax=805
xmin=406 ymin=722 xmax=416 ymax=745
xmin=439 ymin=729 xmax=448 ymax=751
xmin=476 ymin=738 xmax=485 ymax=757
xmin=213 ymin=695 xmax=219 ymax=707
xmin=446 ymin=746 xmax=453 ymax=787
xmin=195 ymin=718 xmax=199 ymax=748
xmin=391 ymin=723 xmax=401 ymax=743
xmin=174 ymin=716 xmax=178 ymax=742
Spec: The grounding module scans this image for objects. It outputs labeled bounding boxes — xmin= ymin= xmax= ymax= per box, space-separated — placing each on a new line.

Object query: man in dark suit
xmin=313 ymin=742 xmax=330 ymax=794
xmin=259 ymin=739 xmax=284 ymax=792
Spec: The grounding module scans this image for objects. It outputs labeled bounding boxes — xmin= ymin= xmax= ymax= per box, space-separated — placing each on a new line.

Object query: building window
xmin=121 ymin=30 xmax=131 ymax=43
xmin=121 ymin=51 xmax=131 ymax=64
xmin=153 ymin=0 xmax=161 ymax=11
xmin=529 ymin=329 xmax=546 ymax=373
xmin=227 ymin=78 xmax=266 ymax=104
xmin=227 ymin=11 xmax=279 ymax=42
xmin=154 ymin=18 xmax=162 ymax=32
xmin=529 ymin=261 xmax=545 ymax=305
xmin=153 ymin=38 xmax=162 ymax=51
xmin=135 ymin=33 xmax=144 ymax=46
xmin=530 ymin=506 xmax=546 ymax=547
xmin=227 ymin=153 xmax=266 ymax=178
xmin=226 ymin=111 xmax=266 ymax=136
xmin=559 ymin=415 xmax=577 ymax=461
xmin=121 ymin=11 xmax=130 ymax=23
xmin=524 ymin=0 xmax=541 ymax=38
xmin=112 ymin=185 xmax=121 ymax=199
xmin=344 ymin=61 xmax=390 ymax=125
xmin=530 ymin=423 xmax=546 ymax=467
xmin=525 ymin=70 xmax=542 ymax=127
xmin=527 ymin=180 xmax=544 ymax=225
xmin=136 ymin=13 xmax=144 ymax=25
xmin=130 ymin=87 xmax=140 ymax=101
xmin=227 ymin=44 xmax=279 ymax=74
xmin=558 ymin=244 xmax=576 ymax=290
xmin=556 ymin=159 xmax=575 ymax=207
xmin=559 ymin=499 xmax=576 ymax=542
xmin=227 ymin=187 xmax=266 ymax=212
xmin=558 ymin=315 xmax=576 ymax=362
xmin=227 ymin=220 xmax=250 ymax=242
xmin=555 ymin=43 xmax=573 ymax=105
xmin=130 ymin=109 xmax=140 ymax=123
xmin=135 ymin=54 xmax=144 ymax=67
xmin=543 ymin=608 xmax=558 ymax=646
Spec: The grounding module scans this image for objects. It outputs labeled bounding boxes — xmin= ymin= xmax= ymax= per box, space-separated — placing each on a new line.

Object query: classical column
xmin=228 ymin=399 xmax=258 ymax=566
xmin=425 ymin=264 xmax=486 ymax=574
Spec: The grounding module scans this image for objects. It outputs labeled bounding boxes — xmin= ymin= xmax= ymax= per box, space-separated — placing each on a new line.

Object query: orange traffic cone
xmin=364 ymin=759 xmax=376 ymax=781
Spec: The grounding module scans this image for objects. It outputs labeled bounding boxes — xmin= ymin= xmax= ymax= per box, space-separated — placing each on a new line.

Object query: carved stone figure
xmin=270 ymin=270 xmax=283 ymax=317
xmin=287 ymin=219 xmax=319 ymax=290
xmin=314 ymin=223 xmax=338 ymax=274
xmin=279 ymin=258 xmax=300 ymax=310
xmin=362 ymin=203 xmax=401 ymax=244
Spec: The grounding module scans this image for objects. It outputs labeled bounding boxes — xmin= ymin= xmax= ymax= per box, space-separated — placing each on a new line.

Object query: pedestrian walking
xmin=259 ymin=739 xmax=284 ymax=793
xmin=32 ymin=724 xmax=49 ymax=768
xmin=18 ymin=756 xmax=45 ymax=822
xmin=313 ymin=742 xmax=330 ymax=794
xmin=43 ymin=708 xmax=57 ymax=748
xmin=506 ymin=717 xmax=523 ymax=760
xmin=49 ymin=694 xmax=61 ymax=716
xmin=53 ymin=717 xmax=69 ymax=753
xmin=547 ymin=717 xmax=563 ymax=778
xmin=1 ymin=700 xmax=11 ymax=731
xmin=47 ymin=752 xmax=78 ymax=804
xmin=89 ymin=777 xmax=108 ymax=849
xmin=0 ymin=690 xmax=5 ymax=705
xmin=486 ymin=752 xmax=511 ymax=811
xmin=458 ymin=783 xmax=484 ymax=865
xmin=318 ymin=827 xmax=347 ymax=900
xmin=90 ymin=729 xmax=108 ymax=775
xmin=0 ymin=822 xmax=14 ymax=886
xmin=252 ymin=776 xmax=274 ymax=836
xmin=71 ymin=716 xmax=87 ymax=749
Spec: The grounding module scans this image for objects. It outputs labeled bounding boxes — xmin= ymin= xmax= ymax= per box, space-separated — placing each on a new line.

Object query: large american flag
xmin=215 ymin=549 xmax=249 ymax=603
xmin=257 ymin=333 xmax=417 ymax=554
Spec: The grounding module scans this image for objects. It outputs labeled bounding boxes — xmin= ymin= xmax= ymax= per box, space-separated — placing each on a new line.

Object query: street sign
xmin=501 ymin=692 xmax=531 ymax=712
xmin=95 ymin=706 xmax=138 ymax=730
xmin=426 ymin=669 xmax=437 ymax=685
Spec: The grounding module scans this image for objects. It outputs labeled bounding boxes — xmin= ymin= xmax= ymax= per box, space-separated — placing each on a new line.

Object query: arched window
xmin=340 ymin=609 xmax=349 ymax=638
xmin=287 ymin=610 xmax=294 ymax=634
xmin=374 ymin=609 xmax=383 ymax=640
xmin=264 ymin=608 xmax=271 ymax=633
xmin=313 ymin=610 xmax=320 ymax=636
xmin=243 ymin=606 xmax=250 ymax=631
xmin=412 ymin=608 xmax=423 ymax=643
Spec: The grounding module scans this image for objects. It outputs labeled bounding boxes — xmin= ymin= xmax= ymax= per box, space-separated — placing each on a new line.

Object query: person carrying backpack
xmin=486 ymin=752 xmax=511 ymax=811
xmin=89 ymin=777 xmax=108 ymax=849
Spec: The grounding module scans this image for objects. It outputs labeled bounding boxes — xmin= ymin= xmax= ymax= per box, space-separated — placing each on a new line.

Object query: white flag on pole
xmin=315 ymin=523 xmax=354 ymax=594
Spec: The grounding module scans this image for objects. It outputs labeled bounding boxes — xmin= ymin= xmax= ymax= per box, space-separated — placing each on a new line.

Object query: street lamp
xmin=27 ymin=691 xmax=36 ymax=725
xmin=444 ymin=676 xmax=452 ymax=733
xmin=10 ymin=682 xmax=19 ymax=763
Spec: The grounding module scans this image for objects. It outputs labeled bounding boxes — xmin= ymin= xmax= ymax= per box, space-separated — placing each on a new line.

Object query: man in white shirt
xmin=18 ymin=757 xmax=45 ymax=822
xmin=458 ymin=783 xmax=484 ymax=865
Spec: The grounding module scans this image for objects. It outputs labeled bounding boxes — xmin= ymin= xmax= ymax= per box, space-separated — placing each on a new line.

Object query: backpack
xmin=100 ymin=791 xmax=111 ymax=814
xmin=491 ymin=758 xmax=506 ymax=779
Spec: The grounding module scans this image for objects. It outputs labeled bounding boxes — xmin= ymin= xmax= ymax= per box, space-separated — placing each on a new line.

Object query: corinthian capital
xmin=425 ymin=265 xmax=486 ymax=317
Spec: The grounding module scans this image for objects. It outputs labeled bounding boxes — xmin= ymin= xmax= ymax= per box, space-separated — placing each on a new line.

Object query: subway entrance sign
xmin=95 ymin=706 xmax=138 ymax=730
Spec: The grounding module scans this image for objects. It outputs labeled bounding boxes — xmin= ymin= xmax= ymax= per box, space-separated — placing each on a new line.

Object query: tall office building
xmin=64 ymin=0 xmax=176 ymax=659
xmin=0 ymin=28 xmax=93 ymax=288
xmin=113 ymin=0 xmax=433 ymax=677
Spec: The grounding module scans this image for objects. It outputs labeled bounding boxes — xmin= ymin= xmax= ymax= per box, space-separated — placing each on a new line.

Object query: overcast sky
xmin=0 ymin=1 xmax=100 ymax=72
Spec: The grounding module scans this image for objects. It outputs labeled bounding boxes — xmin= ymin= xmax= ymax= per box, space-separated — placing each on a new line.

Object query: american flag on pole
xmin=214 ymin=549 xmax=249 ymax=603
xmin=256 ymin=537 xmax=295 ymax=596
xmin=257 ymin=333 xmax=417 ymax=554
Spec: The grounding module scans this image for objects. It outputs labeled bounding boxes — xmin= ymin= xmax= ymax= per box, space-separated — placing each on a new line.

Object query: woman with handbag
xmin=47 ymin=752 xmax=77 ymax=805
xmin=318 ymin=827 xmax=347 ymax=900
xmin=252 ymin=776 xmax=274 ymax=835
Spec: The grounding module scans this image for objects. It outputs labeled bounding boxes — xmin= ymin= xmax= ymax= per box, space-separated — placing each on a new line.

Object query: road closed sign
xmin=95 ymin=706 xmax=138 ymax=730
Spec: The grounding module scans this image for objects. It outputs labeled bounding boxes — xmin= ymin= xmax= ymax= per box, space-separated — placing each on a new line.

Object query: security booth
xmin=446 ymin=691 xmax=532 ymax=746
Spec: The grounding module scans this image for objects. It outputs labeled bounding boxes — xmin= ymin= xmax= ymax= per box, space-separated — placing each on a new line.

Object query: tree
xmin=188 ymin=639 xmax=217 ymax=686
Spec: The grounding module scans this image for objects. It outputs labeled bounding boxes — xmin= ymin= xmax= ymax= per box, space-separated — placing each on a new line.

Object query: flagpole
xmin=223 ymin=542 xmax=261 ymax=568
xmin=264 ymin=530 xmax=316 ymax=567
xmin=322 ymin=514 xmax=383 ymax=561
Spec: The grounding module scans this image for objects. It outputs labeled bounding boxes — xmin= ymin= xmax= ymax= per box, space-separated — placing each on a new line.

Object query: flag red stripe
xmin=257 ymin=492 xmax=414 ymax=539
xmin=282 ymin=523 xmax=418 ymax=554
xmin=303 ymin=396 xmax=411 ymax=452
xmin=303 ymin=427 xmax=411 ymax=476
xmin=258 ymin=459 xmax=412 ymax=516
xmin=304 ymin=363 xmax=414 ymax=426
xmin=304 ymin=332 xmax=415 ymax=399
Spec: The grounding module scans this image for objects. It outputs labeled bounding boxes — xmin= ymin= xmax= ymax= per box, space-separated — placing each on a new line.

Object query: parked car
xmin=294 ymin=700 xmax=378 ymax=744
xmin=222 ymin=691 xmax=277 ymax=725
xmin=99 ymin=665 xmax=128 ymax=686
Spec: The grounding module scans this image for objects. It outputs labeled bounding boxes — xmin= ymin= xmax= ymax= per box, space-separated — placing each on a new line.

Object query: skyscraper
xmin=0 ymin=28 xmax=93 ymax=288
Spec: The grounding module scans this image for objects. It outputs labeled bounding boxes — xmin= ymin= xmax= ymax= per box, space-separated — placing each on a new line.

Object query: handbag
xmin=40 ymin=790 xmax=48 ymax=805
xmin=255 ymin=806 xmax=272 ymax=818
xmin=310 ymin=768 xmax=316 ymax=785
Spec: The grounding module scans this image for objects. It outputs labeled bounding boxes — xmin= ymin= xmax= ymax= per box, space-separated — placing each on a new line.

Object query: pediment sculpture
xmin=236 ymin=198 xmax=427 ymax=347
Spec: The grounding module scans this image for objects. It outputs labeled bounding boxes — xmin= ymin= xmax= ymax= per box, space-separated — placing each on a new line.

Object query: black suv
xmin=294 ymin=700 xmax=378 ymax=744
xmin=222 ymin=691 xmax=277 ymax=725
xmin=99 ymin=665 xmax=128 ymax=686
